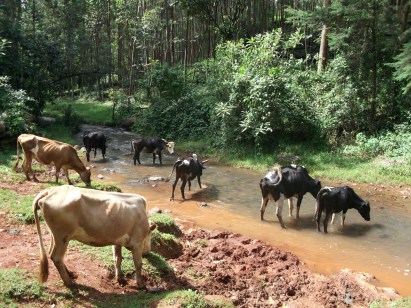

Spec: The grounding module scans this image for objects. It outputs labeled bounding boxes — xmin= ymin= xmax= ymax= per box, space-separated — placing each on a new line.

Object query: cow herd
xmin=11 ymin=131 xmax=371 ymax=289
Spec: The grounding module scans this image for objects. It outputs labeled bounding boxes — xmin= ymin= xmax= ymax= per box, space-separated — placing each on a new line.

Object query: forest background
xmin=1 ymin=0 xmax=411 ymax=184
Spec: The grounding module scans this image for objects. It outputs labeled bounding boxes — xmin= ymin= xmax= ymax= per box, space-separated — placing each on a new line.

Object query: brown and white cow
xmin=13 ymin=134 xmax=91 ymax=186
xmin=33 ymin=185 xmax=156 ymax=289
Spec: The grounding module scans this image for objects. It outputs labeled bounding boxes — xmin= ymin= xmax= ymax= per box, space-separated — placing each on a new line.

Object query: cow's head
xmin=142 ymin=222 xmax=157 ymax=255
xmin=80 ymin=167 xmax=92 ymax=187
xmin=309 ymin=178 xmax=322 ymax=199
xmin=166 ymin=141 xmax=175 ymax=155
xmin=358 ymin=201 xmax=371 ymax=221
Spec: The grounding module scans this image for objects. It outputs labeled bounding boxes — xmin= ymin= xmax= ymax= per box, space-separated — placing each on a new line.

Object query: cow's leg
xmin=62 ymin=168 xmax=73 ymax=185
xmin=276 ymin=195 xmax=286 ymax=228
xmin=86 ymin=148 xmax=91 ymax=162
xmin=180 ymin=179 xmax=187 ymax=199
xmin=323 ymin=212 xmax=331 ymax=233
xmin=131 ymin=245 xmax=144 ymax=289
xmin=288 ymin=198 xmax=294 ymax=217
xmin=170 ymin=178 xmax=179 ymax=201
xmin=49 ymin=238 xmax=74 ymax=288
xmin=296 ymin=195 xmax=303 ymax=220
xmin=22 ymin=153 xmax=33 ymax=181
xmin=331 ymin=213 xmax=336 ymax=224
xmin=152 ymin=152 xmax=156 ymax=165
xmin=188 ymin=180 xmax=192 ymax=191
xmin=54 ymin=165 xmax=61 ymax=184
xmin=315 ymin=205 xmax=322 ymax=232
xmin=342 ymin=210 xmax=347 ymax=227
xmin=136 ymin=152 xmax=141 ymax=165
xmin=260 ymin=196 xmax=269 ymax=220
xmin=94 ymin=148 xmax=97 ymax=158
xmin=197 ymin=176 xmax=202 ymax=189
xmin=112 ymin=245 xmax=125 ymax=285
xmin=158 ymin=152 xmax=163 ymax=165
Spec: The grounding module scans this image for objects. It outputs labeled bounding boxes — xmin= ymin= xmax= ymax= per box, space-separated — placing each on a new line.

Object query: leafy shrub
xmin=0 ymin=76 xmax=34 ymax=136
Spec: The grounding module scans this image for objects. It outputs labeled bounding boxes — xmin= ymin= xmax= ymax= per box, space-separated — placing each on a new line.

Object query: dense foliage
xmin=1 ymin=0 xmax=410 ymax=160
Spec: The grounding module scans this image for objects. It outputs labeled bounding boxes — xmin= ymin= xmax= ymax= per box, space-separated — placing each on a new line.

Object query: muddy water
xmin=76 ymin=125 xmax=411 ymax=296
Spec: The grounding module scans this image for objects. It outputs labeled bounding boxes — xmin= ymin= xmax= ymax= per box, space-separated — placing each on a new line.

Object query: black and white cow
xmin=83 ymin=131 xmax=107 ymax=162
xmin=131 ymin=138 xmax=175 ymax=165
xmin=259 ymin=165 xmax=322 ymax=228
xmin=169 ymin=154 xmax=207 ymax=201
xmin=315 ymin=186 xmax=370 ymax=233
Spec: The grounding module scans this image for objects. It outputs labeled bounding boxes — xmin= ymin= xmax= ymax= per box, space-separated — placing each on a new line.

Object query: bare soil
xmin=0 ymin=176 xmax=401 ymax=307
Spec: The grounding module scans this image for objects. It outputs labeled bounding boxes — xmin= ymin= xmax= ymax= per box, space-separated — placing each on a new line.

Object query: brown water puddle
xmin=78 ymin=125 xmax=411 ymax=296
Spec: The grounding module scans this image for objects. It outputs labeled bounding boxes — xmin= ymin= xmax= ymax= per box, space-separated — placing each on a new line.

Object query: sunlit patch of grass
xmin=0 ymin=268 xmax=48 ymax=305
xmin=96 ymin=289 xmax=234 ymax=308
xmin=0 ymin=189 xmax=35 ymax=224
xmin=44 ymin=98 xmax=113 ymax=126
xmin=370 ymin=297 xmax=411 ymax=308
xmin=76 ymin=181 xmax=122 ymax=192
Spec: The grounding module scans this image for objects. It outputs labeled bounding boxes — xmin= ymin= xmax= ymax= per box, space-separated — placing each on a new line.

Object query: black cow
xmin=315 ymin=186 xmax=371 ymax=233
xmin=131 ymin=138 xmax=175 ymax=165
xmin=259 ymin=165 xmax=322 ymax=228
xmin=169 ymin=154 xmax=207 ymax=201
xmin=82 ymin=131 xmax=107 ymax=162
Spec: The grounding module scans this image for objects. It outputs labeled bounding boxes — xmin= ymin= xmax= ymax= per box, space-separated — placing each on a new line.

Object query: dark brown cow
xmin=13 ymin=134 xmax=91 ymax=186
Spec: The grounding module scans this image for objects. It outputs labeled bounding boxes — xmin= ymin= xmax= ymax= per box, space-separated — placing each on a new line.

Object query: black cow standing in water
xmin=83 ymin=131 xmax=107 ymax=162
xmin=169 ymin=154 xmax=207 ymax=201
xmin=131 ymin=138 xmax=175 ymax=165
xmin=259 ymin=165 xmax=322 ymax=228
xmin=315 ymin=186 xmax=371 ymax=233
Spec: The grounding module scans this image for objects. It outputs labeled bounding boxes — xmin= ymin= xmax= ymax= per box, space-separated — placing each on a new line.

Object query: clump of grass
xmin=149 ymin=213 xmax=182 ymax=236
xmin=0 ymin=189 xmax=35 ymax=224
xmin=0 ymin=268 xmax=44 ymax=305
xmin=76 ymin=181 xmax=122 ymax=192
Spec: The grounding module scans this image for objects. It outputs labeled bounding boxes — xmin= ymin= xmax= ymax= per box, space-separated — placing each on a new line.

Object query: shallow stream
xmin=76 ymin=125 xmax=411 ymax=296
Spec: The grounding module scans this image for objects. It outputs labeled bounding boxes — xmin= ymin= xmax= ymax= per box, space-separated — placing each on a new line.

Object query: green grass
xmin=72 ymin=242 xmax=172 ymax=283
xmin=370 ymin=297 xmax=411 ymax=308
xmin=0 ymin=189 xmax=36 ymax=223
xmin=43 ymin=97 xmax=113 ymax=126
xmin=180 ymin=139 xmax=411 ymax=186
xmin=96 ymin=289 xmax=234 ymax=308
xmin=0 ymin=268 xmax=47 ymax=305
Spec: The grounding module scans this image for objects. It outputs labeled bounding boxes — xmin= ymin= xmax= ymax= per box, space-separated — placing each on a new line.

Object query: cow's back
xmin=39 ymin=185 xmax=149 ymax=246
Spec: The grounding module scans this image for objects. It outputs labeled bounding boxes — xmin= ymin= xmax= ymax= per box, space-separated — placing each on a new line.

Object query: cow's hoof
xmin=281 ymin=224 xmax=286 ymax=229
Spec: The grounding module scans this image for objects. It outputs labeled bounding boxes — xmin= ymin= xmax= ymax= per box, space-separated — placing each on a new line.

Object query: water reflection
xmin=75 ymin=125 xmax=411 ymax=296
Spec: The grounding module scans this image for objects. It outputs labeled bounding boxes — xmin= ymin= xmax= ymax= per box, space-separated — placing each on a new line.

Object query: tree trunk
xmin=318 ymin=0 xmax=331 ymax=73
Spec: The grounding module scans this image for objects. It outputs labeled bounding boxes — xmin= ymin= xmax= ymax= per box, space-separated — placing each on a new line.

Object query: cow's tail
xmin=314 ymin=188 xmax=326 ymax=222
xmin=33 ymin=189 xmax=50 ymax=284
xmin=13 ymin=138 xmax=22 ymax=171
xmin=165 ymin=160 xmax=179 ymax=182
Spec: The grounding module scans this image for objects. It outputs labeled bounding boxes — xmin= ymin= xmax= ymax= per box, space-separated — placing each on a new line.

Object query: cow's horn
xmin=202 ymin=159 xmax=209 ymax=163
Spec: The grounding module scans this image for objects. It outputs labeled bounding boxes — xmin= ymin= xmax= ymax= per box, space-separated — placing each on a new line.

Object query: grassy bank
xmin=28 ymin=97 xmax=411 ymax=186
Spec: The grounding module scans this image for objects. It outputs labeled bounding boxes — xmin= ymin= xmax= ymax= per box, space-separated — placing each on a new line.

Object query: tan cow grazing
xmin=13 ymin=134 xmax=91 ymax=186
xmin=33 ymin=185 xmax=156 ymax=289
